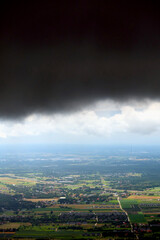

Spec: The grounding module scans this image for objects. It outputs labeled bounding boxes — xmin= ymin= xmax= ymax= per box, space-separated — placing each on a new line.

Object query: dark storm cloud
xmin=0 ymin=1 xmax=160 ymax=118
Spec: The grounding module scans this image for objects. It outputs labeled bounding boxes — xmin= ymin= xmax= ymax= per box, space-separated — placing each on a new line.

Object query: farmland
xmin=0 ymin=145 xmax=160 ymax=239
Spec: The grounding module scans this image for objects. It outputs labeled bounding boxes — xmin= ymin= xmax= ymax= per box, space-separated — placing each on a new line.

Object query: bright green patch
xmin=128 ymin=212 xmax=147 ymax=223
xmin=120 ymin=199 xmax=138 ymax=209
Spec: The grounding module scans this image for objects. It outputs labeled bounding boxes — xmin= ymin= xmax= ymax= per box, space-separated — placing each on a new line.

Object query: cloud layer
xmin=0 ymin=101 xmax=160 ymax=143
xmin=0 ymin=2 xmax=160 ymax=118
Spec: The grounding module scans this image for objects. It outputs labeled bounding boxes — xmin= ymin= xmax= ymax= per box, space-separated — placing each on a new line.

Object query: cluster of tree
xmin=0 ymin=193 xmax=36 ymax=212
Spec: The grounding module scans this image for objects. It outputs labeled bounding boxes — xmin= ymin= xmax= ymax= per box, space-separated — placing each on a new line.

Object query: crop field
xmin=120 ymin=199 xmax=138 ymax=209
xmin=146 ymin=187 xmax=160 ymax=193
xmin=0 ymin=222 xmax=31 ymax=229
xmin=1 ymin=149 xmax=160 ymax=239
xmin=0 ymin=177 xmax=37 ymax=186
xmin=136 ymin=199 xmax=160 ymax=203
xmin=143 ymin=211 xmax=160 ymax=215
xmin=24 ymin=198 xmax=58 ymax=202
xmin=144 ymin=213 xmax=160 ymax=221
xmin=128 ymin=195 xmax=160 ymax=200
xmin=14 ymin=229 xmax=95 ymax=239
xmin=32 ymin=204 xmax=122 ymax=214
xmin=50 ymin=204 xmax=120 ymax=209
xmin=128 ymin=212 xmax=146 ymax=223
xmin=34 ymin=208 xmax=122 ymax=214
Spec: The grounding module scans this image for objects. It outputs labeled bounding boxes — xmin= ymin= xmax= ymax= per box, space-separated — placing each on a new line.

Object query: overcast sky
xmin=1 ymin=2 xmax=160 ymax=145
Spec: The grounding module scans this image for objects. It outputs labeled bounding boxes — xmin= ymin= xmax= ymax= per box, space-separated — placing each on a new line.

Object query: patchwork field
xmin=1 ymin=150 xmax=160 ymax=239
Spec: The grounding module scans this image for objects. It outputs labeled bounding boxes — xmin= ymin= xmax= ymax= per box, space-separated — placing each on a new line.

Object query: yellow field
xmin=0 ymin=177 xmax=37 ymax=185
xmin=24 ymin=198 xmax=58 ymax=202
xmin=0 ymin=222 xmax=31 ymax=229
xmin=0 ymin=232 xmax=15 ymax=234
xmin=128 ymin=195 xmax=160 ymax=200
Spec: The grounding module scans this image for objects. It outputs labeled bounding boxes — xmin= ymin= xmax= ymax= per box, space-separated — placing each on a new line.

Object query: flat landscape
xmin=0 ymin=145 xmax=160 ymax=239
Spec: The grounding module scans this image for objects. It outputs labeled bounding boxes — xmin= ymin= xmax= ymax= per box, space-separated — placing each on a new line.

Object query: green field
xmin=128 ymin=212 xmax=146 ymax=223
xmin=120 ymin=199 xmax=138 ymax=209
xmin=33 ymin=207 xmax=121 ymax=213
xmin=14 ymin=229 xmax=96 ymax=239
